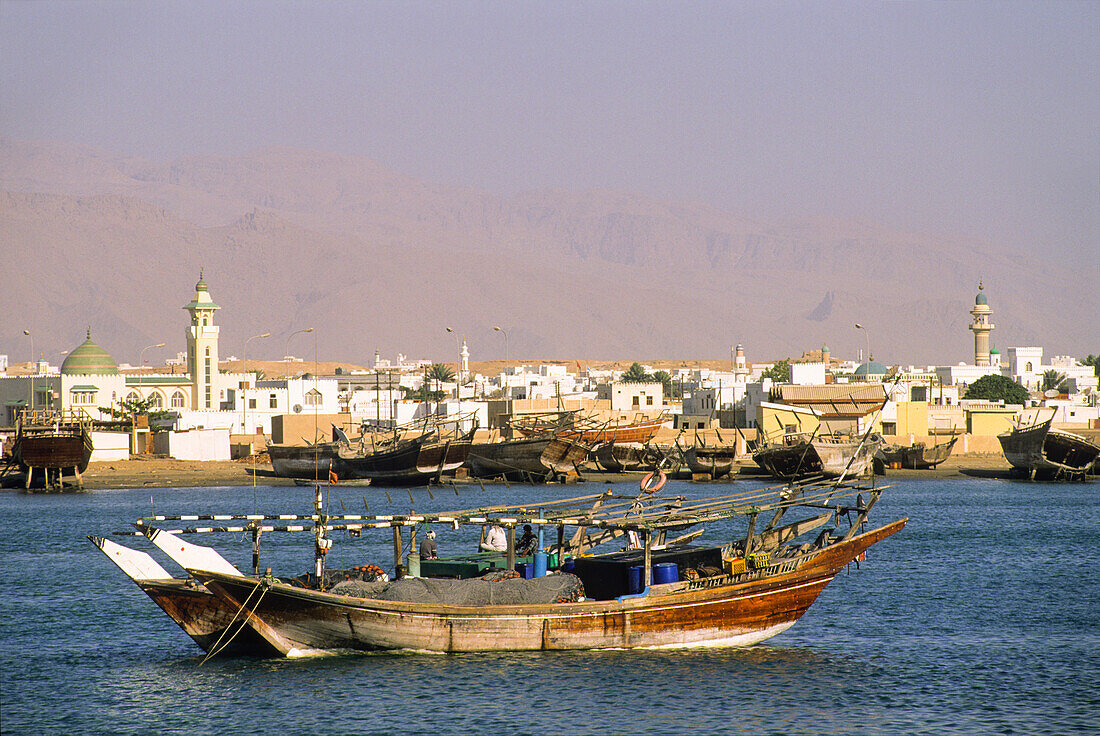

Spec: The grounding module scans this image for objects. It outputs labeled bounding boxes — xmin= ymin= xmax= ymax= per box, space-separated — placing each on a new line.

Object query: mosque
xmin=1 ymin=275 xmax=259 ymax=428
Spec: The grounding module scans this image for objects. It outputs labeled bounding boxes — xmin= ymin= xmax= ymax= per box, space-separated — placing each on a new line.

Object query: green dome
xmin=853 ymin=360 xmax=887 ymax=376
xmin=989 ymin=347 xmax=1000 ymax=355
xmin=61 ymin=332 xmax=118 ymax=375
xmin=975 ymin=292 xmax=988 ymax=306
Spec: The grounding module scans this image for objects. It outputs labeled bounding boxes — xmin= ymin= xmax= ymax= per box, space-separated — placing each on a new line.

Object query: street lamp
xmin=446 ymin=327 xmax=462 ymax=384
xmin=493 ymin=325 xmax=508 ymax=363
xmin=139 ymin=342 xmax=166 ymax=372
xmin=855 ymin=323 xmax=871 ymax=367
xmin=243 ymin=332 xmax=270 ymax=434
xmin=285 ymin=327 xmax=314 ymax=412
xmin=23 ymin=330 xmax=32 ymax=415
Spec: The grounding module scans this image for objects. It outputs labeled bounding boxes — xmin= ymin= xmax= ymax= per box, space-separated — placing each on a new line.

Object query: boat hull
xmin=683 ymin=446 xmax=738 ymax=479
xmin=999 ymin=420 xmax=1100 ymax=479
xmin=268 ymin=443 xmax=340 ymax=480
xmin=467 ymin=437 xmax=587 ymax=480
xmin=139 ymin=579 xmax=277 ymax=656
xmin=193 ymin=519 xmax=905 ymax=655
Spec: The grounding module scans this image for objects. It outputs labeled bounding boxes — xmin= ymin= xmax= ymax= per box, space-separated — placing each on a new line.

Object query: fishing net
xmin=329 ymin=570 xmax=586 ymax=605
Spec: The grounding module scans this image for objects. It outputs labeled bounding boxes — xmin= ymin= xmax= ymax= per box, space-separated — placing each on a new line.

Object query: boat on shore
xmin=335 ymin=414 xmax=475 ymax=486
xmin=9 ymin=409 xmax=94 ymax=490
xmin=511 ymin=410 xmax=667 ymax=445
xmin=466 ymin=435 xmax=589 ymax=481
xmin=997 ymin=410 xmax=1100 ymax=480
xmin=752 ymin=431 xmax=881 ymax=480
xmin=268 ymin=428 xmax=347 ymax=481
xmin=92 ymin=474 xmax=905 ymax=656
xmin=880 ymin=435 xmax=958 ymax=470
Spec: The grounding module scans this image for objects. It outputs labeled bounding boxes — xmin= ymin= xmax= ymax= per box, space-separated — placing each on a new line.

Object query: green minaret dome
xmin=975 ymin=292 xmax=988 ymax=305
xmin=61 ymin=330 xmax=119 ymax=375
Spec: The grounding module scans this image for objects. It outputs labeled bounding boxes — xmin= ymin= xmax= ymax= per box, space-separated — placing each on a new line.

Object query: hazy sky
xmin=2 ymin=1 xmax=1097 ymax=261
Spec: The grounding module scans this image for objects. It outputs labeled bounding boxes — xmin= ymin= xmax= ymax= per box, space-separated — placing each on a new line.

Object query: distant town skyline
xmin=2 ymin=1 xmax=1097 ymax=266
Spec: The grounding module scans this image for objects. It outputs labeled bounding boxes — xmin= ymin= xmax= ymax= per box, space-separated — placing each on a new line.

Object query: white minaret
xmin=460 ymin=340 xmax=470 ymax=384
xmin=969 ymin=281 xmax=995 ymax=367
xmin=734 ymin=343 xmax=748 ymax=376
xmin=183 ymin=271 xmax=221 ymax=409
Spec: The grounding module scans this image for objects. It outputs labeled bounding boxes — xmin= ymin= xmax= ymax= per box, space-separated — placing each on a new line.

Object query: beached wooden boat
xmin=337 ymin=433 xmax=471 ymax=486
xmin=880 ymin=436 xmax=958 ymax=470
xmin=682 ymin=442 xmax=739 ymax=479
xmin=998 ymin=411 xmax=1100 ymax=480
xmin=268 ymin=443 xmax=342 ymax=480
xmin=12 ymin=409 xmax=94 ymax=490
xmin=593 ymin=441 xmax=649 ymax=472
xmin=811 ymin=433 xmax=882 ymax=477
xmin=466 ymin=436 xmax=589 ymax=481
xmin=94 ymin=475 xmax=905 ymax=656
xmin=511 ymin=411 xmax=666 ymax=444
xmin=753 ymin=432 xmax=880 ymax=480
xmin=752 ymin=435 xmax=822 ymax=479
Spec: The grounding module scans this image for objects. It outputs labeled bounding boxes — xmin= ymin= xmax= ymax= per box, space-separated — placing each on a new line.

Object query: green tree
xmin=99 ymin=396 xmax=174 ymax=423
xmin=1040 ymin=370 xmax=1068 ymax=393
xmin=962 ymin=374 xmax=1029 ymax=405
xmin=651 ymin=369 xmax=673 ymax=398
xmin=402 ymin=385 xmax=447 ymax=403
xmin=426 ymin=363 xmax=456 ymax=383
xmin=621 ymin=362 xmax=652 ymax=383
xmin=1083 ymin=354 xmax=1100 ymax=378
xmin=761 ymin=359 xmax=791 ymax=383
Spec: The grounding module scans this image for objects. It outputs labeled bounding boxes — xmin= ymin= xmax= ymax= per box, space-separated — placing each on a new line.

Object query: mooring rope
xmin=199 ymin=580 xmax=270 ymax=665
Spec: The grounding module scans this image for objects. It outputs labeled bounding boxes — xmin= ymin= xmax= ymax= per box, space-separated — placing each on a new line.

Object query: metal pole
xmin=284 ymin=327 xmax=313 ymax=420
xmin=243 ymin=332 xmax=270 ymax=435
xmin=23 ymin=330 xmax=32 ymax=413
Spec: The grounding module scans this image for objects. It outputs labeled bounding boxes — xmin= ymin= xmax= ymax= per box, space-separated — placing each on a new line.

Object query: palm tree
xmin=1040 ymin=370 xmax=1068 ymax=393
xmin=426 ymin=363 xmax=456 ymax=383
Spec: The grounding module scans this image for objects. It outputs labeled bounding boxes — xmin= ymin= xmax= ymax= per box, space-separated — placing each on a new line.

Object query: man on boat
xmin=480 ymin=523 xmax=507 ymax=552
xmin=515 ymin=524 xmax=538 ymax=556
xmin=419 ymin=530 xmax=438 ymax=560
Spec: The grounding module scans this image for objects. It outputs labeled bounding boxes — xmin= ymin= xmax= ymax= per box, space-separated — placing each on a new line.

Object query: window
xmin=269 ymin=393 xmax=278 ymax=409
xmin=632 ymin=396 xmax=640 ymax=407
xmin=126 ymin=391 xmax=141 ymax=403
xmin=646 ymin=395 xmax=654 ymax=406
xmin=148 ymin=393 xmax=163 ymax=409
xmin=305 ymin=389 xmax=322 ymax=407
xmin=249 ymin=398 xmax=257 ymax=409
xmin=171 ymin=391 xmax=185 ymax=408
xmin=1025 ymin=362 xmax=1033 ymax=372
xmin=70 ymin=389 xmax=96 ymax=405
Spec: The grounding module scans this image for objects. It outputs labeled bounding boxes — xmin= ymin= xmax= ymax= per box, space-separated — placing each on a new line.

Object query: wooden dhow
xmin=466 ymin=435 xmax=590 ymax=481
xmin=880 ymin=435 xmax=958 ymax=470
xmin=998 ymin=410 xmax=1100 ymax=480
xmin=10 ymin=409 xmax=94 ymax=490
xmin=93 ymin=474 xmax=905 ymax=657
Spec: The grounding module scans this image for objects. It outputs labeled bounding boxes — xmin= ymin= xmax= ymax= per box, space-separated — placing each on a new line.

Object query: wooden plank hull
xmin=15 ymin=433 xmax=92 ymax=472
xmin=881 ymin=437 xmax=958 ymax=469
xmin=193 ymin=519 xmax=905 ymax=656
xmin=268 ymin=443 xmax=339 ymax=480
xmin=338 ymin=435 xmax=471 ymax=485
xmin=138 ymin=579 xmax=277 ymax=656
xmin=683 ymin=446 xmax=738 ymax=479
xmin=753 ymin=441 xmax=822 ymax=479
xmin=999 ymin=419 xmax=1100 ymax=478
xmin=467 ymin=437 xmax=588 ymax=480
xmin=811 ymin=436 xmax=880 ymax=477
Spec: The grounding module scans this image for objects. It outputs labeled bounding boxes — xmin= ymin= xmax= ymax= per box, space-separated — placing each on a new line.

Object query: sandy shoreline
xmin=0 ymin=452 xmax=1024 ymax=491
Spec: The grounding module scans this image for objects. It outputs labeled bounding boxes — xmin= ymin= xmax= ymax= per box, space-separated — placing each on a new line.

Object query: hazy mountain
xmin=2 ymin=137 xmax=1092 ymax=368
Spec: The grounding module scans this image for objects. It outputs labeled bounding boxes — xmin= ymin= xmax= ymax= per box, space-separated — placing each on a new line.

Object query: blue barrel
xmin=627 ymin=565 xmax=644 ymax=594
xmin=516 ymin=562 xmax=534 ymax=579
xmin=653 ymin=562 xmax=679 ymax=585
xmin=534 ymin=552 xmax=548 ymax=577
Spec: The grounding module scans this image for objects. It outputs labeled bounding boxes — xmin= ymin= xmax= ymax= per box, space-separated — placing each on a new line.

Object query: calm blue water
xmin=1 ymin=477 xmax=1097 ymax=735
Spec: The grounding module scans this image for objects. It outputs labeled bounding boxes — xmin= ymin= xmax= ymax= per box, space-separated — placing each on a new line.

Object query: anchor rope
xmin=199 ymin=580 xmax=269 ymax=664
